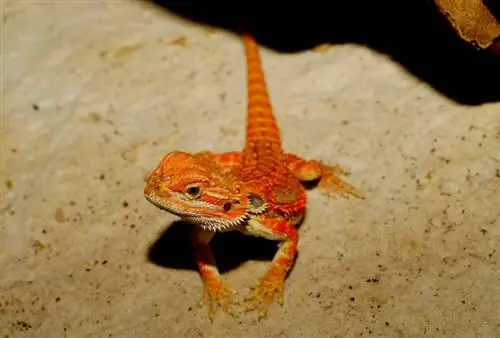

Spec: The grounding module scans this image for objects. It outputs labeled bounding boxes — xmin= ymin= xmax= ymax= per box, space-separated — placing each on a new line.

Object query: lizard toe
xmin=244 ymin=274 xmax=285 ymax=318
xmin=201 ymin=280 xmax=239 ymax=322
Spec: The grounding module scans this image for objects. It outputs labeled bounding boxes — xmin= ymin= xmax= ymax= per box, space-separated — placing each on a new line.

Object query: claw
xmin=319 ymin=171 xmax=364 ymax=200
xmin=245 ymin=274 xmax=285 ymax=319
xmin=327 ymin=164 xmax=350 ymax=176
xmin=201 ymin=280 xmax=239 ymax=322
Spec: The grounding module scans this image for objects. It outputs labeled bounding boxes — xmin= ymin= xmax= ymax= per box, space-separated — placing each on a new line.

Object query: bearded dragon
xmin=144 ymin=33 xmax=363 ymax=321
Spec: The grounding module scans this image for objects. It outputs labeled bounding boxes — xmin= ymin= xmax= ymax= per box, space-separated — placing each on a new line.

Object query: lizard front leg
xmin=243 ymin=216 xmax=298 ymax=318
xmin=191 ymin=226 xmax=238 ymax=321
xmin=283 ymin=153 xmax=364 ymax=199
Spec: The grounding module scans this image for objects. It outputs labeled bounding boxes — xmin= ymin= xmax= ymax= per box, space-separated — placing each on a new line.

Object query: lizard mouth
xmin=184 ymin=214 xmax=249 ymax=232
xmin=144 ymin=193 xmax=252 ymax=232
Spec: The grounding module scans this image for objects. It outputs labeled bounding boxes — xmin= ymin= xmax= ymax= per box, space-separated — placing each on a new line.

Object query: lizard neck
xmin=243 ymin=34 xmax=282 ymax=152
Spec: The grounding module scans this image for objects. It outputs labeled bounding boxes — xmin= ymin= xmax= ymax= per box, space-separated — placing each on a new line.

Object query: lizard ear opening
xmin=247 ymin=194 xmax=267 ymax=214
xmin=249 ymin=194 xmax=264 ymax=208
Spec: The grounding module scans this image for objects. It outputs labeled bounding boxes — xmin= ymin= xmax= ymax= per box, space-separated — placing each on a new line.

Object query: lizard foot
xmin=318 ymin=165 xmax=364 ymax=199
xmin=284 ymin=156 xmax=364 ymax=199
xmin=244 ymin=272 xmax=285 ymax=319
xmin=200 ymin=280 xmax=239 ymax=322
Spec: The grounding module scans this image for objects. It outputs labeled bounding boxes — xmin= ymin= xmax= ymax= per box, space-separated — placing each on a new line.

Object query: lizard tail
xmin=243 ymin=34 xmax=282 ymax=148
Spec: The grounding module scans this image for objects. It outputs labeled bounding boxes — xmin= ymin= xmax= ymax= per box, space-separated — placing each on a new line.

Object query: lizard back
xmin=238 ymin=34 xmax=306 ymax=213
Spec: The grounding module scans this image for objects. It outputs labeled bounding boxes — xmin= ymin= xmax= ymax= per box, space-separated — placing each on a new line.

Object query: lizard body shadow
xmin=144 ymin=0 xmax=499 ymax=106
xmin=148 ymin=213 xmax=306 ymax=273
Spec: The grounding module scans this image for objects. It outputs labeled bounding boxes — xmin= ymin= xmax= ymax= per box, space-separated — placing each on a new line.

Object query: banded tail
xmin=243 ymin=34 xmax=282 ymax=149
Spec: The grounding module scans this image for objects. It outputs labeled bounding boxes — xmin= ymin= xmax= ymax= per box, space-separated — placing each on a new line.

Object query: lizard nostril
xmin=223 ymin=202 xmax=232 ymax=212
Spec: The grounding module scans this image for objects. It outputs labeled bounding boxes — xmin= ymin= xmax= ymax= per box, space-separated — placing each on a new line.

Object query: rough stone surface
xmin=2 ymin=2 xmax=499 ymax=337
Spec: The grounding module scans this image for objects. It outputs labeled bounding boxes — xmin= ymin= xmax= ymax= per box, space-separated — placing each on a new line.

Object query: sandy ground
xmin=2 ymin=1 xmax=500 ymax=337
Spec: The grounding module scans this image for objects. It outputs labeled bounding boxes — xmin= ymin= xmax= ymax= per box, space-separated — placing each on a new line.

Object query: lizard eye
xmin=223 ymin=202 xmax=232 ymax=212
xmin=185 ymin=185 xmax=201 ymax=199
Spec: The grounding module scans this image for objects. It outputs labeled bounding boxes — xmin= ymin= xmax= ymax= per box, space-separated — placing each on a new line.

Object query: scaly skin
xmin=144 ymin=33 xmax=363 ymax=321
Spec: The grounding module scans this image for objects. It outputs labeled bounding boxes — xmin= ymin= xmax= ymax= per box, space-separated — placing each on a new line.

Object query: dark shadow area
xmin=484 ymin=0 xmax=500 ymax=20
xmin=145 ymin=0 xmax=499 ymax=106
xmin=148 ymin=221 xmax=280 ymax=273
xmin=148 ymin=209 xmax=307 ymax=272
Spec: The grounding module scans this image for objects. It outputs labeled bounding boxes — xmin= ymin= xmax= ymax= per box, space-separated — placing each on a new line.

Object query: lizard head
xmin=144 ymin=151 xmax=266 ymax=232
